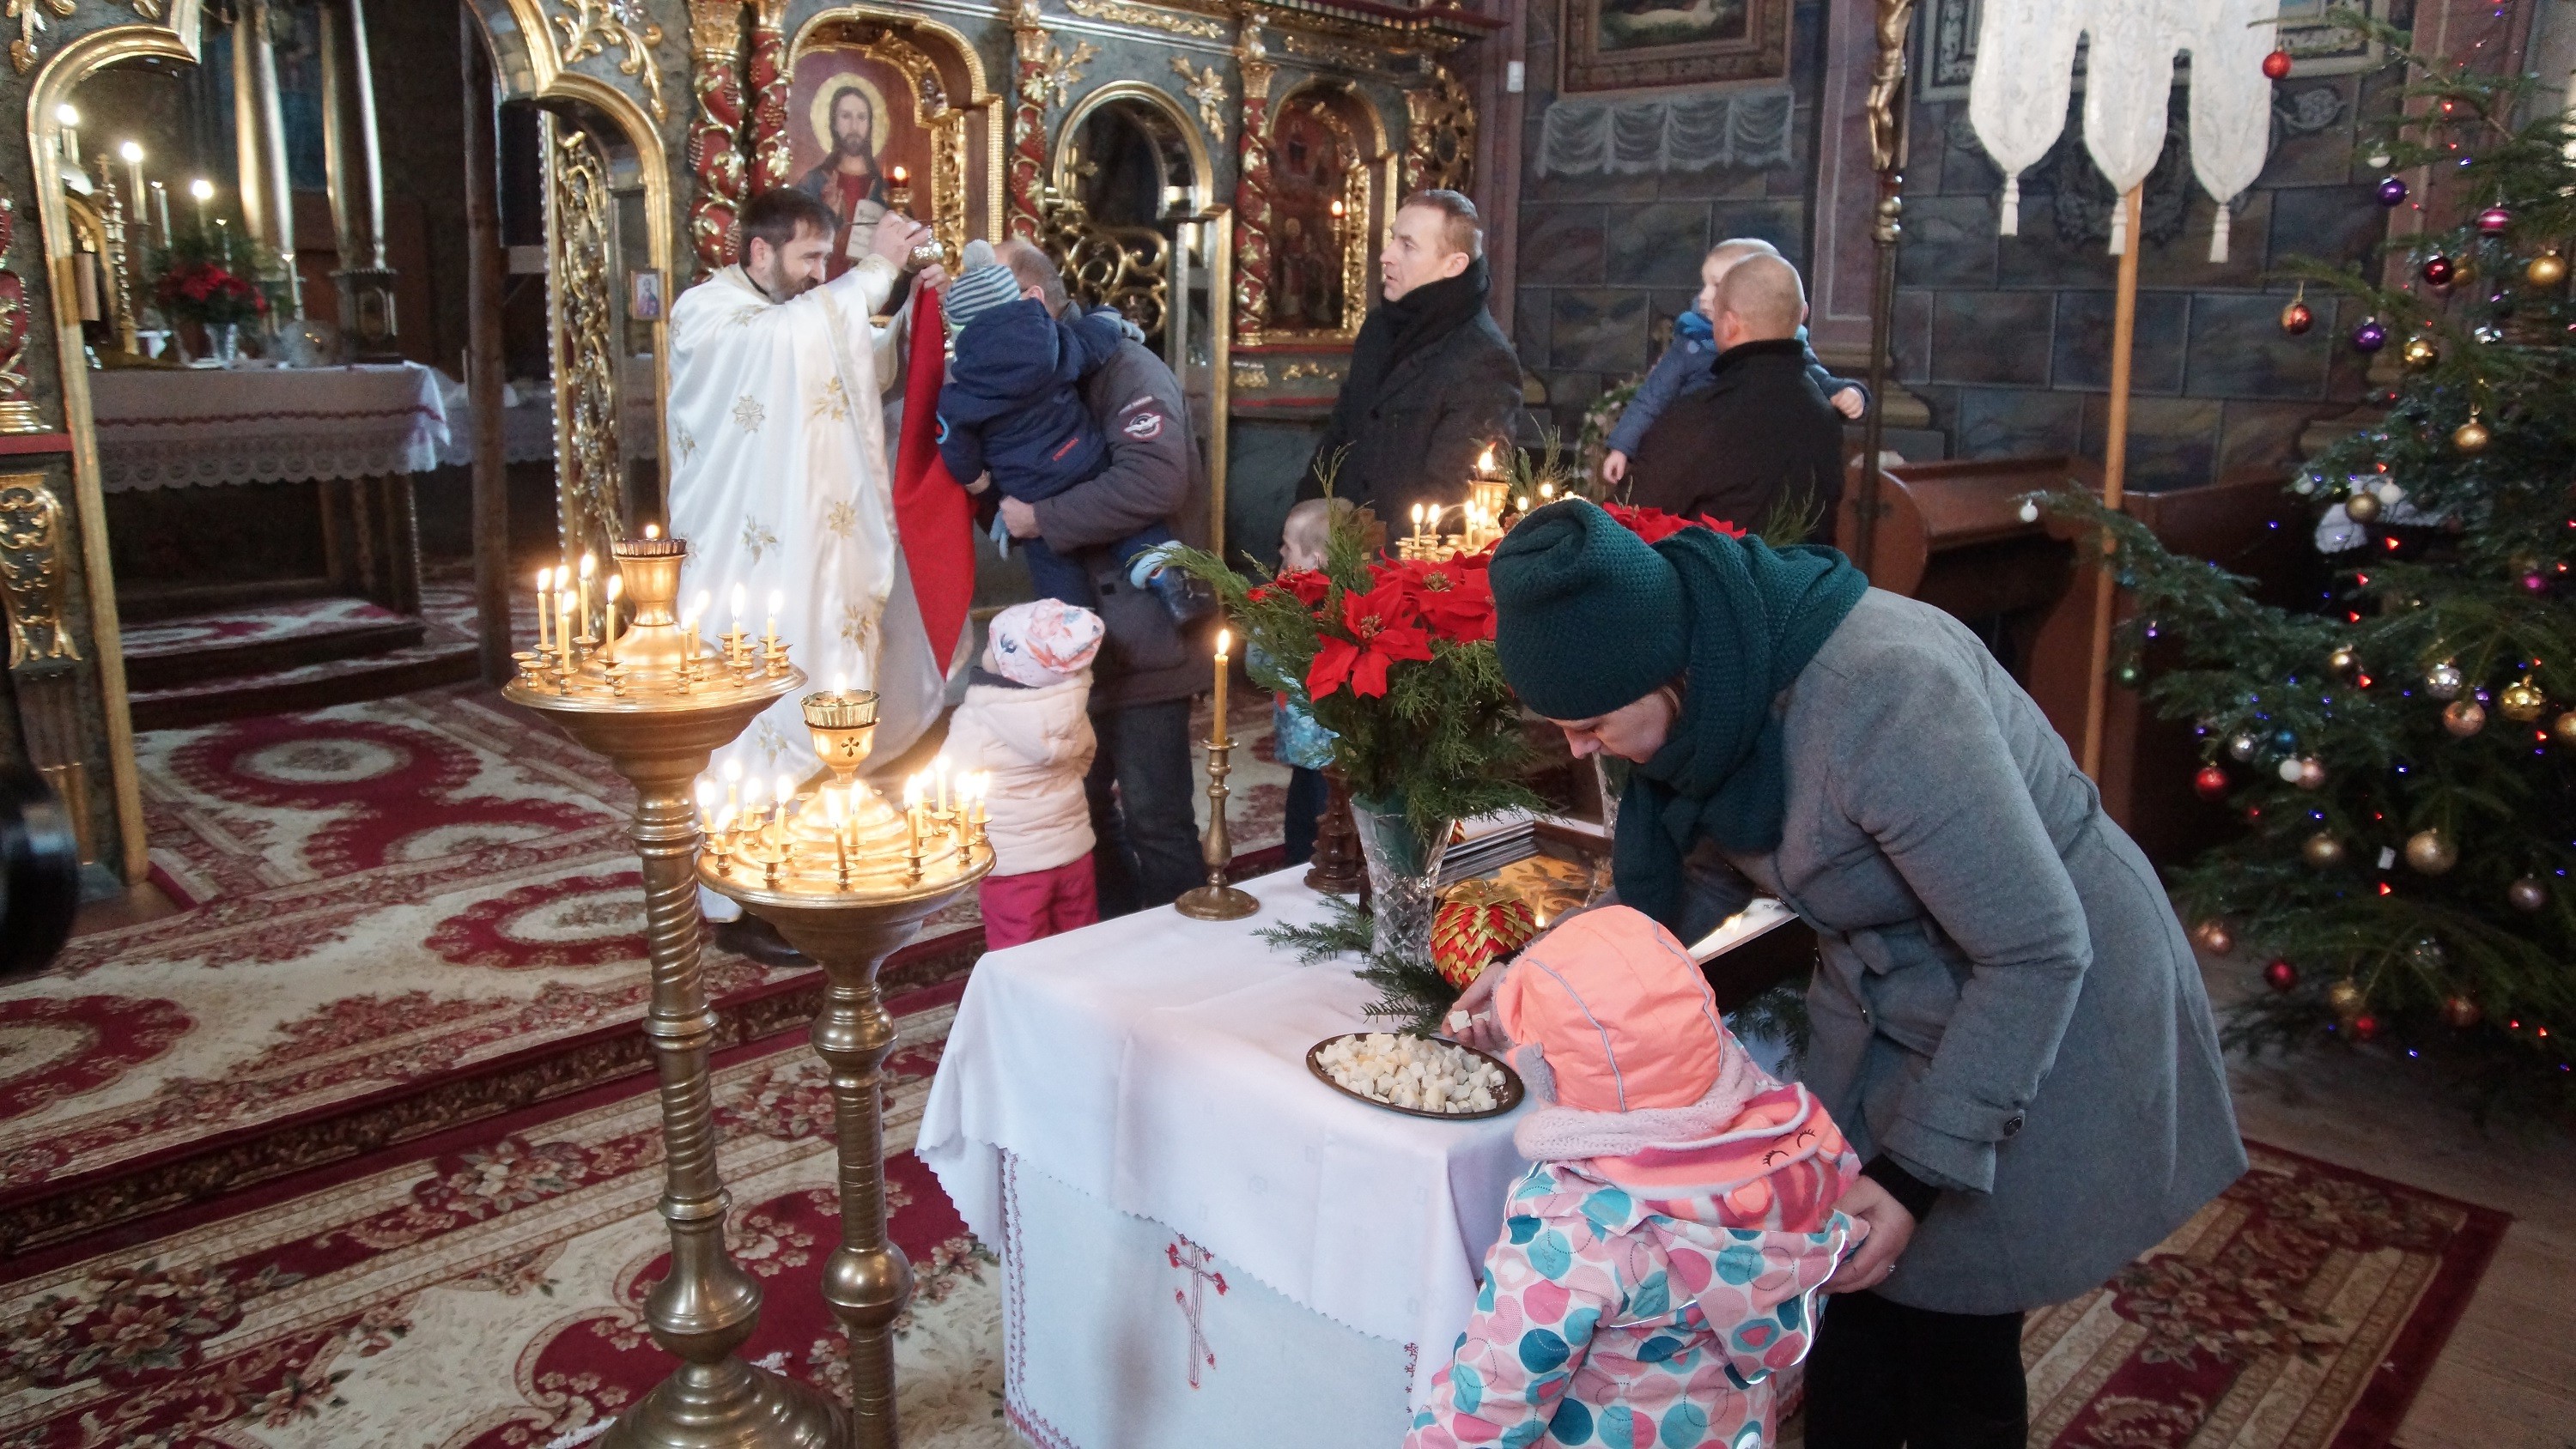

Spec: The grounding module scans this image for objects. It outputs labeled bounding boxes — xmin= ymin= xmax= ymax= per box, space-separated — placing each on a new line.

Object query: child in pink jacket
xmin=944 ymin=599 xmax=1104 ymax=949
xmin=1405 ymin=906 xmax=1865 ymax=1449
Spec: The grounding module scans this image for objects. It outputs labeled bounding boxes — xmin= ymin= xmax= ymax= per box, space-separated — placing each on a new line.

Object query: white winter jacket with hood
xmin=942 ymin=671 xmax=1098 ymax=875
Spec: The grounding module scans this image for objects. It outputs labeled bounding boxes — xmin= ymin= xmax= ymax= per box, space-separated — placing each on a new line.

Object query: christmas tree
xmin=2061 ymin=13 xmax=2573 ymax=1112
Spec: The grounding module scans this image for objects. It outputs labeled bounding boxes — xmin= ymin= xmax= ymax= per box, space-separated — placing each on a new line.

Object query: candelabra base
xmin=1175 ymin=879 xmax=1259 ymax=920
xmin=599 ymin=1361 xmax=843 ymax=1449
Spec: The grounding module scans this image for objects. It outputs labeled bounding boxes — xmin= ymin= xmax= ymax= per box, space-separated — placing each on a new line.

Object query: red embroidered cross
xmin=1166 ymin=1235 xmax=1229 ymax=1388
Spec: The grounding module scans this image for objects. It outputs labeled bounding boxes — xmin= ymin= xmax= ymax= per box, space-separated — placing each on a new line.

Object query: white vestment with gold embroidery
xmin=666 ymin=256 xmax=947 ymax=796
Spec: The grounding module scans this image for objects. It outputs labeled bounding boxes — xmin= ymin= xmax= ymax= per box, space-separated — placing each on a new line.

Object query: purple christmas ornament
xmin=2353 ymin=318 xmax=2389 ymax=352
xmin=2476 ymin=205 xmax=2512 ymax=233
xmin=2376 ymin=175 xmax=2409 ymax=206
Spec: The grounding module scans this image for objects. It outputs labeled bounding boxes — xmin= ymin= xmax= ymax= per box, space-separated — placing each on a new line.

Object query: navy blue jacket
xmin=936 ymin=300 xmax=1130 ymax=503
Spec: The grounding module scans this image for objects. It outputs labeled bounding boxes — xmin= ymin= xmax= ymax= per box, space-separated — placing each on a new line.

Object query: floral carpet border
xmin=0 ymin=928 xmax=987 ymax=1258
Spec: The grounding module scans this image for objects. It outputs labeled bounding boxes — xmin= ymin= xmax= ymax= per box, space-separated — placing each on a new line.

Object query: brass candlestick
xmin=700 ymin=692 xmax=993 ymax=1449
xmin=505 ymin=536 xmax=838 ymax=1449
xmin=1176 ymin=735 xmax=1259 ymax=920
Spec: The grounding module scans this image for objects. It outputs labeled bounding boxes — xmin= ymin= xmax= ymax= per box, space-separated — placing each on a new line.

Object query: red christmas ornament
xmin=1430 ymin=880 xmax=1540 ymax=992
xmin=2351 ymin=1013 xmax=2381 ymax=1041
xmin=2264 ymin=958 xmax=2299 ymax=992
xmin=2193 ymin=763 xmax=2231 ymax=800
xmin=2279 ymin=300 xmax=2313 ymax=336
xmin=2421 ymin=253 xmax=2457 ymax=288
xmin=2261 ymin=49 xmax=2293 ymax=79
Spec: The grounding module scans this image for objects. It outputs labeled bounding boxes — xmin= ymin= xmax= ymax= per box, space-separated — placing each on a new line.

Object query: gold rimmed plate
xmin=1304 ymin=1034 xmax=1525 ymax=1122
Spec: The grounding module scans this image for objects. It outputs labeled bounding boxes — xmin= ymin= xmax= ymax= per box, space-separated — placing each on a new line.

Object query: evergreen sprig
xmin=1257 ymin=894 xmax=1458 ymax=1035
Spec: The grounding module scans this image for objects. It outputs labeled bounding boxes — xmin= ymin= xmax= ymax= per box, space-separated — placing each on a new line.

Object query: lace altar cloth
xmin=89 ymin=362 xmax=449 ymax=493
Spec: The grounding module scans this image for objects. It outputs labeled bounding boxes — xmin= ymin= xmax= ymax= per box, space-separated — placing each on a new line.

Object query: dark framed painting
xmin=787 ymin=45 xmax=938 ymax=279
xmin=1558 ymin=0 xmax=1792 ymax=95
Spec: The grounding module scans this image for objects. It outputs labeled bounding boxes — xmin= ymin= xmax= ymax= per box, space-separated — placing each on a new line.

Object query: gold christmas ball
xmin=2403 ymin=333 xmax=2440 ymax=368
xmin=2192 ymin=919 xmax=2236 ymax=955
xmin=2302 ymin=831 xmax=2346 ymax=868
xmin=2529 ymin=250 xmax=2567 ymax=287
xmin=2325 ymin=978 xmax=2366 ymax=1021
xmin=2453 ymin=417 xmax=2491 ymax=453
xmin=2296 ymin=756 xmax=2328 ymax=790
xmin=2508 ymin=876 xmax=2549 ymax=912
xmin=2499 ymin=676 xmax=2546 ymax=722
xmin=2404 ymin=828 xmax=2459 ymax=875
xmin=2443 ymin=699 xmax=2487 ymax=737
xmin=2342 ymin=489 xmax=2383 ymax=524
xmin=2326 ymin=646 xmax=2358 ymax=676
xmin=2443 ymin=995 xmax=2484 ymax=1029
xmin=2555 ymin=710 xmax=2576 ymax=745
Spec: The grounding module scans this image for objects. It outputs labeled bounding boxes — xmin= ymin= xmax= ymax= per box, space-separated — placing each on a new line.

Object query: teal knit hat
xmin=1491 ymin=499 xmax=1688 ymax=719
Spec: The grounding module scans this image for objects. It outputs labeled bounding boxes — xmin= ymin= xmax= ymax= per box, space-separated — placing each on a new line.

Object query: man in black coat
xmin=1626 ymin=254 xmax=1847 ymax=542
xmin=995 ymin=239 xmax=1211 ymax=914
xmin=1297 ymin=190 xmax=1524 ymax=531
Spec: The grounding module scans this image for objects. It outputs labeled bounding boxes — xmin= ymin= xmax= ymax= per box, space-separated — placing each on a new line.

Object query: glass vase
xmin=1350 ymin=794 xmax=1456 ymax=962
xmin=207 ymin=322 xmax=241 ymax=367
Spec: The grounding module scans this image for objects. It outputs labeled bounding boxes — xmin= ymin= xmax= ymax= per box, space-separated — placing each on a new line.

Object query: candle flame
xmin=644 ymin=522 xmax=660 ymax=539
xmin=825 ymin=788 xmax=847 ymax=825
xmin=1412 ymin=503 xmax=1425 ymax=524
xmin=1477 ymin=446 xmax=1494 ymax=473
xmin=605 ymin=574 xmax=623 ymax=601
xmin=722 ymin=759 xmax=743 ymax=783
xmin=534 ymin=567 xmax=549 ymax=593
xmin=1539 ymin=482 xmax=1556 ymax=500
xmin=731 ymin=584 xmax=748 ymax=617
xmin=774 ymin=775 xmax=795 ymax=810
xmin=695 ymin=779 xmax=717 ymax=810
xmin=834 ymin=672 xmax=849 ymax=694
xmin=741 ymin=776 xmax=765 ymax=807
xmin=54 ymin=103 xmax=76 ymax=127
xmin=693 ymin=590 xmax=711 ymax=619
xmin=579 ymin=553 xmax=597 ymax=578
xmin=902 ymin=775 xmax=923 ymax=807
xmin=118 ymin=140 xmax=143 ymax=164
xmin=1217 ymin=627 xmax=1230 ymax=657
xmin=768 ymin=589 xmax=785 ymax=615
xmin=189 ymin=176 xmax=213 ymax=201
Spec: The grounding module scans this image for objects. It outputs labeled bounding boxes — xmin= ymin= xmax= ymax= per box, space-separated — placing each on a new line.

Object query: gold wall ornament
xmin=0 ymin=197 xmax=44 ymax=433
xmin=1865 ymin=0 xmax=1916 ymax=173
xmin=1231 ymin=26 xmax=1275 ymax=349
xmin=1067 ymin=0 xmax=1226 ymax=39
xmin=1232 ymin=358 xmax=1270 ymax=390
xmin=550 ymin=0 xmax=670 ymax=121
xmin=1401 ymin=60 xmax=1473 ymax=195
xmin=1171 ymin=56 xmax=1229 ymax=140
xmin=1036 ymin=186 xmax=1170 ymax=336
xmin=545 ymin=118 xmax=628 ymax=566
xmin=0 ymin=477 xmax=78 ymax=667
xmin=747 ymin=0 xmax=791 ymax=195
xmin=685 ymin=0 xmax=750 ymax=273
xmin=1021 ymin=34 xmax=1099 ymax=112
xmin=1280 ymin=358 xmax=1341 ymax=383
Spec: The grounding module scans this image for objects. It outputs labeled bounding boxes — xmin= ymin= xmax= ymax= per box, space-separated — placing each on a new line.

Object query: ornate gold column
xmin=748 ymin=0 xmax=791 ymax=197
xmin=545 ymin=115 xmax=628 ymax=567
xmin=0 ymin=479 xmax=94 ymax=864
xmin=1230 ymin=26 xmax=1272 ymax=349
xmin=686 ymin=0 xmax=749 ymax=275
xmin=1007 ymin=0 xmax=1048 ymax=239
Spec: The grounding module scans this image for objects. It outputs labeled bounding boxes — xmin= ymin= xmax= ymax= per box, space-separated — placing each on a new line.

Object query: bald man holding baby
xmin=1625 ymin=254 xmax=1849 ymax=543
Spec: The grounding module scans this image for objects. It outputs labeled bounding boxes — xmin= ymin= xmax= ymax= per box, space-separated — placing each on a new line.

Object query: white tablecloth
xmin=918 ymin=869 xmax=1530 ymax=1415
xmin=89 ymin=362 xmax=449 ymax=491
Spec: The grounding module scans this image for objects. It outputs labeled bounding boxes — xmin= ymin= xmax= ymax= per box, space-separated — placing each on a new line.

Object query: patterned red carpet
xmin=0 ymin=681 xmax=1284 ymax=1251
xmin=0 ymin=968 xmax=2503 ymax=1449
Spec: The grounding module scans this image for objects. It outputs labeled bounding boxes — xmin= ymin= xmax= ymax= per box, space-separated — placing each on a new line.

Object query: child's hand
xmin=1444 ymin=967 xmax=1509 ymax=1053
xmin=1831 ymin=387 xmax=1868 ymax=420
xmin=1601 ymin=449 xmax=1630 ymax=484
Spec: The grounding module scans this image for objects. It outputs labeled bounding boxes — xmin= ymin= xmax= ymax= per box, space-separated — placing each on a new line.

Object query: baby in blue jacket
xmin=1601 ymin=239 xmax=1869 ymax=488
xmin=936 ymin=240 xmax=1193 ymax=615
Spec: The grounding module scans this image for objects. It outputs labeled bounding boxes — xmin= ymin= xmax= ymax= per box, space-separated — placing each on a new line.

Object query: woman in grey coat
xmin=1479 ymin=500 xmax=2245 ymax=1448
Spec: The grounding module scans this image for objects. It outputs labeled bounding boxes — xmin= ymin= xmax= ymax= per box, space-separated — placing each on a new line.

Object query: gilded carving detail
xmin=1230 ymin=359 xmax=1268 ymax=391
xmin=1008 ymin=1 xmax=1055 ymax=236
xmin=1231 ymin=27 xmax=1274 ymax=349
xmin=1037 ymin=188 xmax=1169 ymax=337
xmin=11 ymin=0 xmax=161 ymax=76
xmin=550 ymin=0 xmax=670 ymax=121
xmin=1279 ymin=359 xmax=1341 ymax=383
xmin=0 ymin=477 xmax=78 ymax=668
xmin=1868 ymin=0 xmax=1917 ymax=173
xmin=1021 ymin=36 xmax=1099 ymax=112
xmin=546 ymin=124 xmax=628 ymax=564
xmin=1066 ymin=0 xmax=1225 ymax=40
xmin=747 ymin=0 xmax=790 ymax=194
xmin=1171 ymin=58 xmax=1229 ymax=142
xmin=0 ymin=197 xmax=42 ymax=433
xmin=1403 ymin=60 xmax=1473 ymax=195
xmin=685 ymin=2 xmax=748 ymax=274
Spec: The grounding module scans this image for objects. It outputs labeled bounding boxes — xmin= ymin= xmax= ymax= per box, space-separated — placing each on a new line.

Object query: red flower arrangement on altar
xmin=153 ymin=258 xmax=270 ymax=327
xmin=1601 ymin=501 xmax=1747 ymax=543
xmin=1182 ymin=502 xmax=1536 ymax=833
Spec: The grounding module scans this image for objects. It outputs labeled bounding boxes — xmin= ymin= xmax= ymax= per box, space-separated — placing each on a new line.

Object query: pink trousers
xmin=978 ymin=855 xmax=1100 ymax=949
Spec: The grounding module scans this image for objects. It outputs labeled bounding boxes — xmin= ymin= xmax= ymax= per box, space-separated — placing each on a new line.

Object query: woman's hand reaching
xmin=1822 ymin=1176 xmax=1913 ymax=1294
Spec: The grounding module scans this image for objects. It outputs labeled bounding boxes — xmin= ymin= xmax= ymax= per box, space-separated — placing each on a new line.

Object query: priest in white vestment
xmin=667 ymin=189 xmax=951 ymax=930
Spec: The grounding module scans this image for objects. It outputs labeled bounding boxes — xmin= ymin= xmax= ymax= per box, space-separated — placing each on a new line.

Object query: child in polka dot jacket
xmin=1405 ymin=906 xmax=1867 ymax=1449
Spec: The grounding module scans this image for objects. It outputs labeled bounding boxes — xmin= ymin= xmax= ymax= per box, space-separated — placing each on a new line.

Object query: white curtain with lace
xmin=1967 ymin=0 xmax=2279 ymax=258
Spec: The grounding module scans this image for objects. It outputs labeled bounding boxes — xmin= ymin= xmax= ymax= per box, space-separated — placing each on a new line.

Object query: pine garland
xmin=1257 ymin=895 xmax=1457 ymax=1035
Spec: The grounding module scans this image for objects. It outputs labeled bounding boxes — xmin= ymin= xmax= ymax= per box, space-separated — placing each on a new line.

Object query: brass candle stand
xmin=699 ymin=689 xmax=993 ymax=1449
xmin=504 ymin=535 xmax=838 ymax=1449
xmin=1175 ymin=733 xmax=1259 ymax=920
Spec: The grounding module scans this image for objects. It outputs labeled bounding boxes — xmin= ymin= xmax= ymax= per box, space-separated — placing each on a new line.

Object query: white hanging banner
xmin=1966 ymin=0 xmax=2085 ymax=235
xmin=2187 ymin=0 xmax=2282 ymax=262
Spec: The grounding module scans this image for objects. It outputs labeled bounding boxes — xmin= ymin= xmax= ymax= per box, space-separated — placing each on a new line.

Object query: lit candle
xmin=1539 ymin=482 xmax=1555 ymax=502
xmin=696 ymin=779 xmax=719 ymax=836
xmin=1411 ymin=503 xmax=1425 ymax=541
xmin=890 ymin=164 xmax=909 ymax=186
xmin=741 ymin=775 xmax=766 ymax=835
xmin=603 ymin=575 xmax=624 ymax=653
xmin=764 ymin=590 xmax=784 ymax=649
xmin=189 ymin=177 xmax=213 ymax=237
xmin=902 ymin=775 xmax=925 ymax=860
xmin=554 ymin=567 xmax=575 ymax=654
xmin=1213 ymin=627 xmax=1231 ymax=748
xmin=690 ymin=590 xmax=711 ymax=658
xmin=577 ymin=553 xmax=597 ymax=639
xmin=644 ymin=522 xmax=660 ymax=541
xmin=151 ymin=180 xmax=171 ymax=247
xmin=118 ymin=142 xmax=147 ymax=240
xmin=969 ymin=773 xmax=988 ymax=827
xmin=533 ymin=568 xmax=554 ymax=652
xmin=1517 ymin=494 xmax=1530 ymax=513
xmin=826 ymin=789 xmax=848 ymax=875
xmin=215 ymin=217 xmax=231 ymax=267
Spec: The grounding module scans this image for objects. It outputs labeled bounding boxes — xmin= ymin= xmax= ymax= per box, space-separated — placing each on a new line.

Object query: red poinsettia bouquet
xmin=1601 ymin=501 xmax=1747 ymax=543
xmin=1176 ymin=506 xmax=1536 ymax=832
xmin=153 ymin=258 xmax=270 ymax=327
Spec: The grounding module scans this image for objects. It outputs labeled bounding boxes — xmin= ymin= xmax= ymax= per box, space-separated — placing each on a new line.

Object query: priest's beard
xmin=745 ymin=250 xmax=821 ymax=304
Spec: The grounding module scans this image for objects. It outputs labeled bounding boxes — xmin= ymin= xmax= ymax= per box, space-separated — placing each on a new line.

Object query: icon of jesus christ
xmin=795 ymin=84 xmax=890 ymax=278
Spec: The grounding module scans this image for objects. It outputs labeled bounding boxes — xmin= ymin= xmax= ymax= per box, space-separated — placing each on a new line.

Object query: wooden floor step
xmin=125 ymin=615 xmax=428 ymax=691
xmin=131 ymin=640 xmax=483 ymax=732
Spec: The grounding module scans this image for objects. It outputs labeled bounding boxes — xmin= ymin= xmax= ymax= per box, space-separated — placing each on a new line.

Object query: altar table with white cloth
xmin=88 ymin=362 xmax=450 ymax=491
xmin=918 ymin=868 xmax=1531 ymax=1448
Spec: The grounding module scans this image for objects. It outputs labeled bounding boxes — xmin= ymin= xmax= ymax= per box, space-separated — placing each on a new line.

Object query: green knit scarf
xmin=1614 ymin=529 xmax=1868 ymax=932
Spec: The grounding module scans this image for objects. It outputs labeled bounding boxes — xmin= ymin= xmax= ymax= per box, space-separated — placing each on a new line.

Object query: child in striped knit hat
xmin=1405 ymin=905 xmax=1867 ymax=1449
xmin=936 ymin=239 xmax=1198 ymax=618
